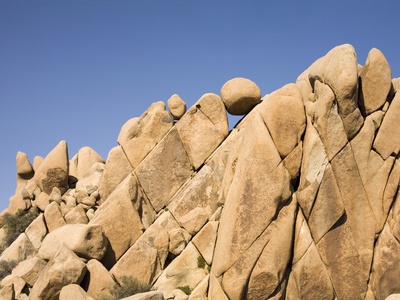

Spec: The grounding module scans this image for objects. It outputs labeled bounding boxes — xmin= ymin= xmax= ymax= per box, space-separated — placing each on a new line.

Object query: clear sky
xmin=1 ymin=1 xmax=399 ymax=212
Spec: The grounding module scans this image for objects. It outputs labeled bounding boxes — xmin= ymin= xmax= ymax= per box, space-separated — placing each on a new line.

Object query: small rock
xmin=69 ymin=146 xmax=104 ymax=181
xmin=0 ymin=274 xmax=26 ymax=299
xmin=12 ymin=257 xmax=47 ymax=287
xmin=25 ymin=213 xmax=47 ymax=250
xmin=64 ymin=195 xmax=77 ymax=208
xmin=16 ymin=152 xmax=34 ymax=178
xmin=86 ymin=208 xmax=95 ymax=221
xmin=48 ymin=187 xmax=62 ymax=204
xmin=120 ymin=291 xmax=165 ymax=300
xmin=90 ymin=190 xmax=99 ymax=199
xmin=172 ymin=288 xmax=189 ymax=300
xmin=65 ymin=205 xmax=89 ymax=224
xmin=34 ymin=192 xmax=50 ymax=212
xmin=79 ymin=196 xmax=96 ymax=210
xmin=59 ymin=284 xmax=94 ymax=300
xmin=32 ymin=156 xmax=44 ymax=173
xmin=169 ymin=228 xmax=191 ymax=256
xmin=44 ymin=201 xmax=66 ymax=232
xmin=167 ymin=94 xmax=187 ymax=120
xmin=81 ymin=259 xmax=116 ymax=299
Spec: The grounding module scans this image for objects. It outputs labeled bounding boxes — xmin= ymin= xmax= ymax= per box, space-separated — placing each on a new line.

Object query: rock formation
xmin=0 ymin=44 xmax=399 ymax=300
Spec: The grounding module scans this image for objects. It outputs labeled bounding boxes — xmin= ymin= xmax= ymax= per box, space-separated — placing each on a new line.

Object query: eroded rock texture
xmin=1 ymin=44 xmax=399 ymax=300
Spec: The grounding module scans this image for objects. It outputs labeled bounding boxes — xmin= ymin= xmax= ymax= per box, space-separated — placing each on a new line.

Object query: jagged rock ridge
xmin=0 ymin=44 xmax=400 ymax=300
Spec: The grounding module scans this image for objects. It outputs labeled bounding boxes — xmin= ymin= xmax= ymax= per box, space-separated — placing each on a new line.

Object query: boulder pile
xmin=0 ymin=44 xmax=400 ymax=300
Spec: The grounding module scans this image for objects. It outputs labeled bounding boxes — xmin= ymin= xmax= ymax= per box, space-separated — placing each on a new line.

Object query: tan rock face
xmin=258 ymin=83 xmax=306 ymax=158
xmin=312 ymin=80 xmax=348 ymax=161
xmin=373 ymin=92 xmax=400 ymax=159
xmin=369 ymin=223 xmax=400 ymax=300
xmin=81 ymin=259 xmax=116 ymax=299
xmin=118 ymin=101 xmax=174 ymax=169
xmin=16 ymin=151 xmax=34 ymax=179
xmin=69 ymin=146 xmax=104 ymax=181
xmin=64 ymin=205 xmax=89 ymax=224
xmin=176 ymin=93 xmax=229 ymax=170
xmin=208 ymin=273 xmax=229 ymax=300
xmin=0 ymin=233 xmax=35 ymax=264
xmin=0 ymin=281 xmax=14 ymax=300
xmin=287 ymin=211 xmax=334 ymax=300
xmin=34 ymin=191 xmax=50 ymax=211
xmin=188 ymin=274 xmax=209 ymax=300
xmin=32 ymin=156 xmax=44 ymax=173
xmin=30 ymin=244 xmax=87 ymax=300
xmin=168 ymin=165 xmax=222 ymax=235
xmin=89 ymin=174 xmax=144 ymax=268
xmin=44 ymin=201 xmax=66 ymax=232
xmin=192 ymin=221 xmax=218 ymax=266
xmin=98 ymin=145 xmax=133 ymax=203
xmin=135 ymin=127 xmax=193 ymax=212
xmin=33 ymin=140 xmax=69 ymax=195
xmin=393 ymin=77 xmax=400 ymax=93
xmin=110 ymin=213 xmax=176 ymax=285
xmin=308 ymin=44 xmax=363 ymax=139
xmin=360 ymin=48 xmax=392 ymax=115
xmin=220 ymin=77 xmax=261 ymax=115
xmin=121 ymin=291 xmax=165 ymax=300
xmin=169 ymin=228 xmax=191 ymax=256
xmin=246 ymin=199 xmax=297 ymax=300
xmin=167 ymin=94 xmax=187 ymax=120
xmin=38 ymin=224 xmax=107 ymax=261
xmin=220 ymin=197 xmax=296 ymax=300
xmin=12 ymin=256 xmax=47 ymax=287
xmin=75 ymin=162 xmax=104 ymax=195
xmin=154 ymin=243 xmax=208 ymax=296
xmin=59 ymin=284 xmax=94 ymax=300
xmin=25 ymin=213 xmax=47 ymax=250
xmin=213 ymin=112 xmax=292 ymax=277
xmin=0 ymin=274 xmax=25 ymax=299
xmin=7 ymin=191 xmax=31 ymax=215
xmin=4 ymin=44 xmax=400 ymax=300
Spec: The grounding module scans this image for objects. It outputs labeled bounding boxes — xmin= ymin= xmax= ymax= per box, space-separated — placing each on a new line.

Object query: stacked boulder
xmin=0 ymin=44 xmax=399 ymax=300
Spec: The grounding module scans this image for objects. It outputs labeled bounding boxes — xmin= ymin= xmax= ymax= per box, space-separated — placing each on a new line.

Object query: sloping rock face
xmin=1 ymin=44 xmax=400 ymax=300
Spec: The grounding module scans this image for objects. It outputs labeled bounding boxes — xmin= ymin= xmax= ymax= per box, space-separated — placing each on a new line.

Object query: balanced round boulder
xmin=220 ymin=77 xmax=261 ymax=115
xmin=167 ymin=94 xmax=187 ymax=120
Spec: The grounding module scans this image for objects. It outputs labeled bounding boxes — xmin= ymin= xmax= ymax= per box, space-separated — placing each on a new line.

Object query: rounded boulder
xmin=38 ymin=224 xmax=108 ymax=261
xmin=167 ymin=94 xmax=187 ymax=120
xmin=220 ymin=77 xmax=261 ymax=115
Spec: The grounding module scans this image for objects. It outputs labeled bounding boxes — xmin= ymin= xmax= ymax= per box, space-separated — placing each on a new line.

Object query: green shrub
xmin=0 ymin=260 xmax=18 ymax=280
xmin=177 ymin=285 xmax=192 ymax=295
xmin=197 ymin=255 xmax=206 ymax=269
xmin=3 ymin=208 xmax=39 ymax=235
xmin=109 ymin=276 xmax=152 ymax=299
xmin=0 ymin=208 xmax=39 ymax=254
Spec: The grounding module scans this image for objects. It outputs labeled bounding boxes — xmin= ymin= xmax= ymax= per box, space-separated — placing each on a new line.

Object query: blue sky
xmin=1 ymin=1 xmax=399 ymax=212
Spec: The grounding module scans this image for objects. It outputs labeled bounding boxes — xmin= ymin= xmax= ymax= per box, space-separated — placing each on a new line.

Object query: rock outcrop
xmin=0 ymin=44 xmax=399 ymax=300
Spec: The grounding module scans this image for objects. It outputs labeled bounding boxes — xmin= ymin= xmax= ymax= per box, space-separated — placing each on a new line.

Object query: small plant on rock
xmin=197 ymin=255 xmax=206 ymax=269
xmin=0 ymin=260 xmax=18 ymax=280
xmin=109 ymin=276 xmax=152 ymax=299
xmin=1 ymin=208 xmax=39 ymax=253
xmin=177 ymin=285 xmax=192 ymax=295
xmin=3 ymin=208 xmax=39 ymax=236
